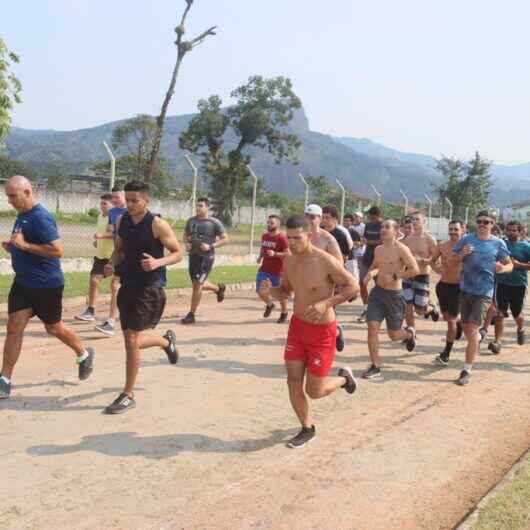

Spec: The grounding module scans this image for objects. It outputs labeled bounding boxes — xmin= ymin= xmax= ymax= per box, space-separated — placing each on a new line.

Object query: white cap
xmin=354 ymin=211 xmax=363 ymax=217
xmin=304 ymin=204 xmax=322 ymax=216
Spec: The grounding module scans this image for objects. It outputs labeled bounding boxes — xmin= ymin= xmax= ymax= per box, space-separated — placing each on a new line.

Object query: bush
xmin=88 ymin=207 xmax=99 ymax=218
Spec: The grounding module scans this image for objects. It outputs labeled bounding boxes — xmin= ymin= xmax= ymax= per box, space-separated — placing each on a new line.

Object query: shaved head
xmin=5 ymin=175 xmax=36 ymax=212
xmin=6 ymin=175 xmax=32 ymax=192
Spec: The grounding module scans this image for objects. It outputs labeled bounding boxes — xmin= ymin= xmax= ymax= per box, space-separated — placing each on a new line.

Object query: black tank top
xmin=118 ymin=211 xmax=166 ymax=288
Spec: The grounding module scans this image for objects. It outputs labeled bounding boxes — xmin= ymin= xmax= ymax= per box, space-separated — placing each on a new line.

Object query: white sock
xmin=0 ymin=375 xmax=11 ymax=384
xmin=363 ymin=304 xmax=367 ymax=311
xmin=464 ymin=363 xmax=472 ymax=373
xmin=76 ymin=350 xmax=89 ymax=364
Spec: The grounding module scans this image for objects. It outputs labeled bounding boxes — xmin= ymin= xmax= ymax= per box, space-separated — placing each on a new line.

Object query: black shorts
xmin=436 ymin=281 xmax=460 ymax=317
xmin=91 ymin=257 xmax=109 ymax=276
xmin=188 ymin=254 xmax=215 ymax=284
xmin=495 ymin=284 xmax=526 ymax=319
xmin=8 ymin=282 xmax=64 ymax=325
xmin=117 ymin=285 xmax=166 ymax=331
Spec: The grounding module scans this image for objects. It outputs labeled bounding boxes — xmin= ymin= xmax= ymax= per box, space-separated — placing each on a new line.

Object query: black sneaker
xmin=78 ymin=347 xmax=95 ymax=381
xmin=287 ymin=425 xmax=316 ymax=449
xmin=163 ymin=330 xmax=179 ymax=364
xmin=488 ymin=341 xmax=502 ymax=355
xmin=430 ymin=308 xmax=440 ymax=322
xmin=362 ymin=364 xmax=381 ymax=379
xmin=338 ymin=367 xmax=357 ymax=394
xmin=336 ymin=325 xmax=345 ymax=352
xmin=357 ymin=310 xmax=367 ymax=323
xmin=263 ymin=302 xmax=275 ymax=318
xmin=276 ymin=312 xmax=288 ymax=324
xmin=0 ymin=376 xmax=11 ymax=399
xmin=404 ymin=326 xmax=416 ymax=352
xmin=479 ymin=327 xmax=488 ymax=343
xmin=181 ymin=312 xmax=195 ymax=325
xmin=517 ymin=329 xmax=525 ymax=345
xmin=455 ymin=370 xmax=471 ymax=386
xmin=456 ymin=321 xmax=463 ymax=341
xmin=216 ymin=283 xmax=226 ymax=303
xmin=104 ymin=392 xmax=136 ymax=414
xmin=435 ymin=354 xmax=449 ymax=366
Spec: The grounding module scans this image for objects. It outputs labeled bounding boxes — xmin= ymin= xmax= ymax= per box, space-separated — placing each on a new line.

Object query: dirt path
xmin=1 ymin=290 xmax=530 ymax=530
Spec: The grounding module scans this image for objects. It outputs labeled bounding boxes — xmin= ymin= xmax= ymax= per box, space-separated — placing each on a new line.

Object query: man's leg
xmin=201 ymin=280 xmax=219 ymax=293
xmin=190 ymin=282 xmax=203 ymax=314
xmin=123 ymin=329 xmax=142 ymax=395
xmin=109 ymin=276 xmax=120 ymax=321
xmin=367 ymin=321 xmax=382 ymax=367
xmin=1 ymin=309 xmax=32 ymax=379
xmin=88 ymin=274 xmax=102 ymax=309
xmin=304 ymin=371 xmax=349 ymax=400
xmin=464 ymin=323 xmax=479 ymax=365
xmin=405 ymin=304 xmax=415 ymax=328
xmin=44 ymin=321 xmax=86 ymax=357
xmin=285 ymin=360 xmax=310 ymax=428
xmin=494 ymin=315 xmax=504 ymax=342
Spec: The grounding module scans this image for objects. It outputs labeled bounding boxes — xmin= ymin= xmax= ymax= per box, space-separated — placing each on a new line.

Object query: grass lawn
xmin=473 ymin=454 xmax=530 ymax=530
xmin=0 ymin=265 xmax=258 ymax=304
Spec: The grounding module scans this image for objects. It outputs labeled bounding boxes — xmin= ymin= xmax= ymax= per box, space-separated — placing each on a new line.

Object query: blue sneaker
xmin=0 ymin=376 xmax=11 ymax=399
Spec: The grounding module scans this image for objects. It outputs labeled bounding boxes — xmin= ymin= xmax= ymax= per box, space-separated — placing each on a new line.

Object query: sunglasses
xmin=476 ymin=219 xmax=492 ymax=225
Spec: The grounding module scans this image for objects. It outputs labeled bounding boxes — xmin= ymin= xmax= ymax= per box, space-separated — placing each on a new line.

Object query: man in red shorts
xmin=260 ymin=215 xmax=359 ymax=448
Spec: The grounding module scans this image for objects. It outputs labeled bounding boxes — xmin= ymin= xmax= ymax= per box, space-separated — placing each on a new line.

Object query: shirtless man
xmin=361 ymin=219 xmax=420 ymax=379
xmin=402 ymin=212 xmax=439 ymax=328
xmin=260 ymin=215 xmax=359 ymax=448
xmin=431 ymin=220 xmax=464 ymax=365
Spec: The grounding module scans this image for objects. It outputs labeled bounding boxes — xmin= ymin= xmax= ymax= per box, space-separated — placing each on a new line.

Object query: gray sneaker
xmin=75 ymin=308 xmax=95 ymax=322
xmin=287 ymin=425 xmax=316 ymax=448
xmin=78 ymin=347 xmax=95 ymax=381
xmin=95 ymin=320 xmax=115 ymax=336
xmin=338 ymin=367 xmax=357 ymax=394
xmin=456 ymin=370 xmax=471 ymax=386
xmin=0 ymin=376 xmax=11 ymax=399
xmin=104 ymin=392 xmax=136 ymax=414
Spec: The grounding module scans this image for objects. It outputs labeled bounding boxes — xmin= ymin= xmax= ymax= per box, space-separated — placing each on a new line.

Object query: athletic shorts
xmin=284 ymin=315 xmax=336 ymax=377
xmin=402 ymin=274 xmax=430 ymax=311
xmin=366 ymin=285 xmax=406 ymax=331
xmin=117 ymin=286 xmax=166 ymax=331
xmin=495 ymin=283 xmax=526 ymax=319
xmin=91 ymin=257 xmax=109 ymax=276
xmin=460 ymin=293 xmax=491 ymax=326
xmin=436 ymin=281 xmax=460 ymax=317
xmin=256 ymin=271 xmax=281 ymax=293
xmin=189 ymin=254 xmax=215 ymax=284
xmin=8 ymin=282 xmax=64 ymax=325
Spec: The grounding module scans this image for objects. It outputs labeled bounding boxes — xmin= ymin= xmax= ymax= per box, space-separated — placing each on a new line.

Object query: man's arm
xmin=264 ymin=260 xmax=293 ymax=301
xmin=213 ymin=231 xmax=228 ymax=249
xmin=513 ymin=259 xmax=530 ymax=271
xmin=326 ymin=235 xmax=343 ymax=263
xmin=495 ymin=256 xmax=513 ymax=274
xmin=398 ymin=244 xmax=420 ymax=279
xmin=9 ymin=232 xmax=64 ymax=259
xmin=142 ymin=217 xmax=182 ymax=270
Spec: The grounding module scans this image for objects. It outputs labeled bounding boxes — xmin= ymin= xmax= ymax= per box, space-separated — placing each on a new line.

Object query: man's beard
xmin=267 ymin=226 xmax=276 ymax=232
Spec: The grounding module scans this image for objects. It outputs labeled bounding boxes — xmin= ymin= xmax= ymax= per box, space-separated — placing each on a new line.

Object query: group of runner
xmin=1 ymin=175 xmax=529 ymax=449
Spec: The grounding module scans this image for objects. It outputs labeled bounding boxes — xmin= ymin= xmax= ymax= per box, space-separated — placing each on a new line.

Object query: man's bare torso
xmin=403 ymin=232 xmax=435 ymax=274
xmin=438 ymin=240 xmax=461 ymax=284
xmin=374 ymin=242 xmax=408 ymax=291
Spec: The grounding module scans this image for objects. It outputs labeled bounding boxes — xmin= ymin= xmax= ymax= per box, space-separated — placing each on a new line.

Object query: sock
xmin=107 ymin=318 xmax=115 ymax=325
xmin=363 ymin=305 xmax=367 ymax=311
xmin=0 ymin=375 xmax=11 ymax=384
xmin=443 ymin=341 xmax=454 ymax=356
xmin=464 ymin=363 xmax=472 ymax=373
xmin=76 ymin=350 xmax=89 ymax=364
xmin=88 ymin=306 xmax=95 ymax=314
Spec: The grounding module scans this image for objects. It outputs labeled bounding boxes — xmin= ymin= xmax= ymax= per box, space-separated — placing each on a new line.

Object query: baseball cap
xmin=304 ymin=204 xmax=322 ymax=216
xmin=354 ymin=211 xmax=363 ymax=217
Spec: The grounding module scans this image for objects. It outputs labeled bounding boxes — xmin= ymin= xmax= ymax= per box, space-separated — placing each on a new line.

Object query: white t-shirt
xmin=352 ymin=223 xmax=366 ymax=258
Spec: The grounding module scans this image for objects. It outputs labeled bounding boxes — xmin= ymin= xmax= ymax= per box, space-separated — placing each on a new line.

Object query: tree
xmin=147 ymin=0 xmax=217 ymax=184
xmin=0 ymin=39 xmax=22 ymax=146
xmin=306 ymin=175 xmax=332 ymax=205
xmin=45 ymin=161 xmax=69 ymax=213
xmin=0 ymin=155 xmax=32 ymax=180
xmin=433 ymin=152 xmax=493 ymax=218
xmin=179 ymin=75 xmax=302 ymax=225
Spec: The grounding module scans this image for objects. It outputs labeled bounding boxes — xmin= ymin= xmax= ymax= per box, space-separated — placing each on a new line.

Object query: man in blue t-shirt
xmin=452 ymin=210 xmax=512 ymax=386
xmin=0 ymin=176 xmax=95 ymax=399
xmin=489 ymin=220 xmax=530 ymax=352
xmin=95 ymin=186 xmax=128 ymax=337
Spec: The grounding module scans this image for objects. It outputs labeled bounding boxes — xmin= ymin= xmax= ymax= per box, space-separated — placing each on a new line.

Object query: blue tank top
xmin=118 ymin=211 xmax=166 ymax=288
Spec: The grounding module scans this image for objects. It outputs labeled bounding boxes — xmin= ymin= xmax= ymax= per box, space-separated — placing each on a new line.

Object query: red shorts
xmin=284 ymin=315 xmax=337 ymax=377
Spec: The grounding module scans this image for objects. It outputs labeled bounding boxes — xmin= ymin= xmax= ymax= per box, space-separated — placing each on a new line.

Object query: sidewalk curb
xmin=454 ymin=446 xmax=530 ymax=529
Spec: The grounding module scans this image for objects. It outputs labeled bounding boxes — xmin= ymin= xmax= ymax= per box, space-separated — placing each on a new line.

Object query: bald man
xmin=0 ymin=176 xmax=95 ymax=399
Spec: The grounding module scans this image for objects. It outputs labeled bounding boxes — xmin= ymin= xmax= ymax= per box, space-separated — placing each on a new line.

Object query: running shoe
xmin=517 ymin=329 xmax=525 ymax=346
xmin=455 ymin=370 xmax=471 ymax=386
xmin=336 ymin=325 xmax=345 ymax=352
xmin=287 ymin=425 xmax=316 ymax=449
xmin=216 ymin=283 xmax=226 ymax=303
xmin=362 ymin=364 xmax=381 ymax=379
xmin=338 ymin=367 xmax=357 ymax=394
xmin=435 ymin=354 xmax=449 ymax=366
xmin=95 ymin=320 xmax=115 ymax=336
xmin=104 ymin=392 xmax=136 ymax=414
xmin=456 ymin=321 xmax=463 ymax=341
xmin=479 ymin=327 xmax=488 ymax=343
xmin=488 ymin=341 xmax=502 ymax=355
xmin=430 ymin=308 xmax=440 ymax=322
xmin=181 ymin=312 xmax=196 ymax=325
xmin=163 ymin=330 xmax=179 ymax=364
xmin=75 ymin=308 xmax=95 ymax=322
xmin=78 ymin=347 xmax=95 ymax=381
xmin=276 ymin=312 xmax=288 ymax=324
xmin=404 ymin=326 xmax=417 ymax=352
xmin=0 ymin=376 xmax=11 ymax=399
xmin=357 ymin=310 xmax=367 ymax=323
xmin=263 ymin=302 xmax=275 ymax=318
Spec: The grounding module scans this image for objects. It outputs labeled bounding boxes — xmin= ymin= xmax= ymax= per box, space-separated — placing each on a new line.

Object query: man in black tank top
xmin=103 ymin=181 xmax=183 ymax=414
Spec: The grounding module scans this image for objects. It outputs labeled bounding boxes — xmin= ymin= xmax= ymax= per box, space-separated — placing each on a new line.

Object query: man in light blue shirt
xmin=452 ymin=210 xmax=512 ymax=386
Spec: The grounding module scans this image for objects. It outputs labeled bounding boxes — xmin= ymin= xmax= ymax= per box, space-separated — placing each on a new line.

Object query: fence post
xmin=371 ymin=185 xmax=382 ymax=206
xmin=102 ymin=141 xmax=115 ymax=191
xmin=424 ymin=194 xmax=433 ymax=232
xmin=298 ymin=172 xmax=309 ymax=208
xmin=247 ymin=165 xmax=259 ymax=256
xmin=184 ymin=154 xmax=198 ymax=214
xmin=444 ymin=197 xmax=453 ymax=222
xmin=400 ymin=189 xmax=408 ymax=217
xmin=335 ymin=178 xmax=346 ymax=222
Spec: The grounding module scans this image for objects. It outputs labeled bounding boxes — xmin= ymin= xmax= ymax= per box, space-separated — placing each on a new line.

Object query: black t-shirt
xmin=330 ymin=227 xmax=350 ymax=260
xmin=347 ymin=228 xmax=361 ymax=259
xmin=362 ymin=221 xmax=382 ymax=266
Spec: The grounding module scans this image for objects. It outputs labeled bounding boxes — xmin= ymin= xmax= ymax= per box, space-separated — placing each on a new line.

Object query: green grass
xmin=473 ymin=455 xmax=530 ymax=530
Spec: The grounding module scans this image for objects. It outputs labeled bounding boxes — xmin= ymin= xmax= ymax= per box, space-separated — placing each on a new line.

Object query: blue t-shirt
xmin=108 ymin=206 xmax=128 ymax=232
xmin=10 ymin=203 xmax=64 ymax=288
xmin=497 ymin=240 xmax=530 ymax=287
xmin=453 ymin=234 xmax=510 ymax=297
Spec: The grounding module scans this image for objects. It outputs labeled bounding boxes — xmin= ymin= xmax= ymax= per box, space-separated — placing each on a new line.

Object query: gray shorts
xmin=460 ymin=292 xmax=491 ymax=326
xmin=366 ymin=285 xmax=406 ymax=331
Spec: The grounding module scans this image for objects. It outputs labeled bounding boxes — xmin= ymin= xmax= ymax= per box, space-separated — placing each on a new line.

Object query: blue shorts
xmin=256 ymin=271 xmax=281 ymax=293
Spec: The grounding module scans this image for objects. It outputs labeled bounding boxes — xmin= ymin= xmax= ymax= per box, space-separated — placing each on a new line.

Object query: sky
xmin=3 ymin=0 xmax=530 ymax=165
